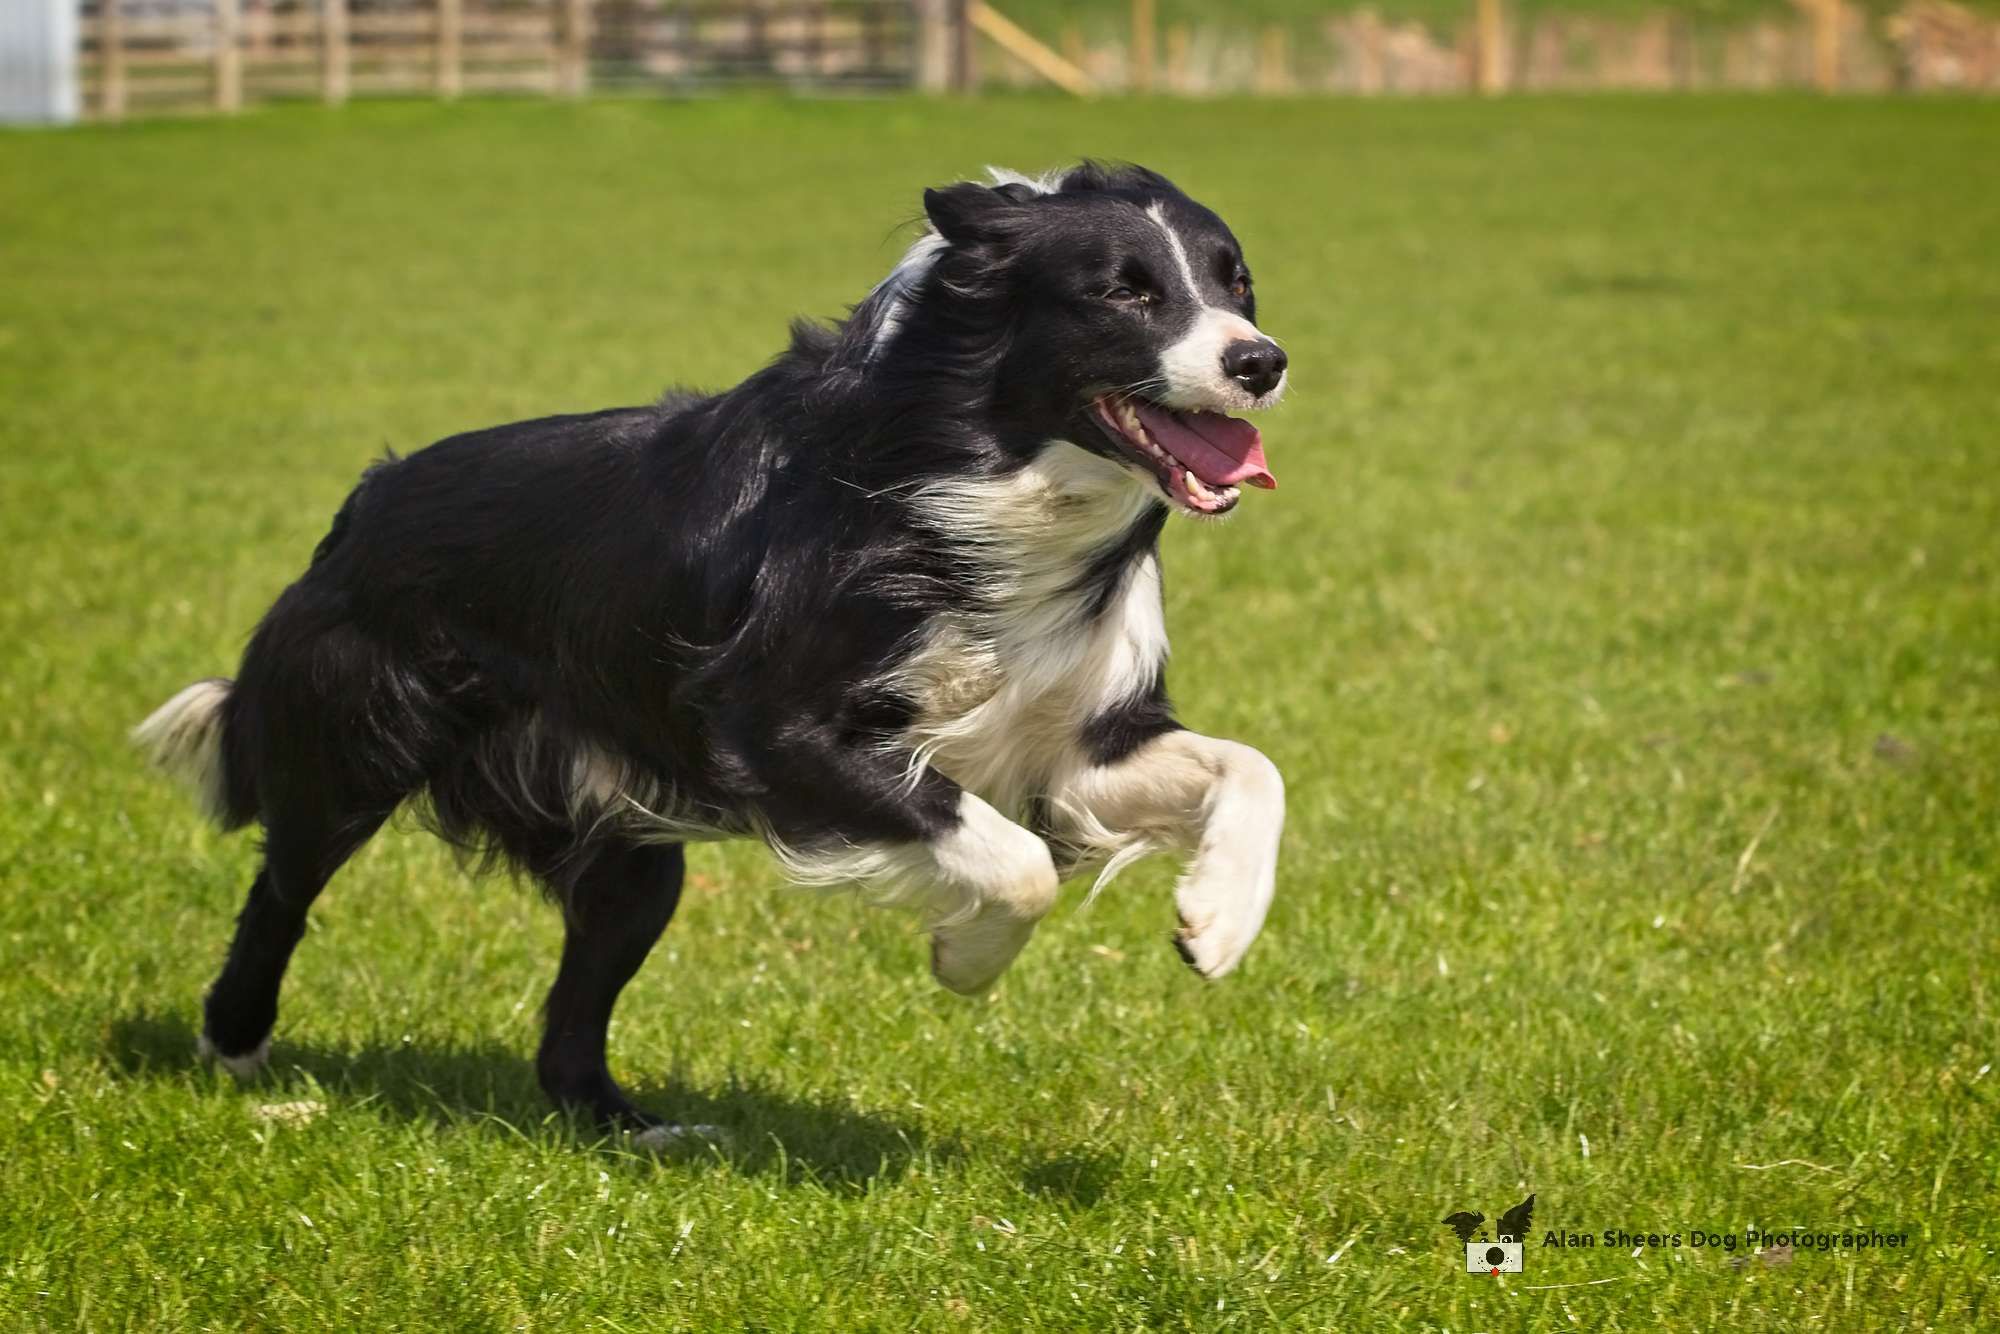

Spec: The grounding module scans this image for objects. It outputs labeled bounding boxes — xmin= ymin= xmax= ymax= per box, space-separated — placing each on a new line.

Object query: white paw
xmin=930 ymin=912 xmax=1040 ymax=996
xmin=1172 ymin=904 xmax=1256 ymax=979
xmin=1171 ymin=744 xmax=1282 ymax=979
xmin=631 ymin=1123 xmax=730 ymax=1152
xmin=1171 ymin=857 xmax=1278 ymax=980
xmin=197 ymin=1032 xmax=270 ymax=1080
xmin=926 ymin=796 xmax=1059 ymax=996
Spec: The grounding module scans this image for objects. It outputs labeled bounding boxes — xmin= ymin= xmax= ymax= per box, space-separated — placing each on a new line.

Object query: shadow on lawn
xmin=105 ymin=1011 xmax=951 ymax=1187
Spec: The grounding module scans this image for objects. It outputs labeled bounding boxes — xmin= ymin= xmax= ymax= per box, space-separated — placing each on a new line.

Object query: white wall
xmin=0 ymin=0 xmax=80 ymax=124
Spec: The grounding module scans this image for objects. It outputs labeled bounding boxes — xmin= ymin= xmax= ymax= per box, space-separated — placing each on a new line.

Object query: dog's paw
xmin=631 ymin=1123 xmax=730 ymax=1152
xmin=1170 ymin=868 xmax=1272 ymax=980
xmin=1171 ymin=907 xmax=1254 ymax=979
xmin=930 ymin=914 xmax=1037 ymax=996
xmin=197 ymin=1032 xmax=270 ymax=1080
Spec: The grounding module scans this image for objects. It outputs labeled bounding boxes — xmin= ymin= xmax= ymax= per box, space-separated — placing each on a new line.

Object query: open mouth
xmin=1090 ymin=394 xmax=1276 ymax=516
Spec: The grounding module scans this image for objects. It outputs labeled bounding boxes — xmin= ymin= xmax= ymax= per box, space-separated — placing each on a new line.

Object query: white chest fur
xmin=895 ymin=443 xmax=1169 ymax=821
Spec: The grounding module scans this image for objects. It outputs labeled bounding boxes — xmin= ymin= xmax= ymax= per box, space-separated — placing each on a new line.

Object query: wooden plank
xmin=438 ymin=0 xmax=463 ymax=98
xmin=215 ymin=0 xmax=241 ymax=111
xmin=459 ymin=68 xmax=558 ymax=93
xmin=120 ymin=73 xmax=215 ymax=96
xmin=460 ymin=15 xmax=560 ymax=40
xmin=966 ymin=1 xmax=1092 ymax=96
xmin=1812 ymin=0 xmax=1840 ymax=92
xmin=1256 ymin=25 xmax=1287 ymax=93
xmin=561 ymin=0 xmax=590 ymax=96
xmin=1475 ymin=0 xmax=1504 ymax=94
xmin=1356 ymin=11 xmax=1382 ymax=94
xmin=953 ymin=0 xmax=975 ymax=91
xmin=102 ymin=0 xmax=126 ymax=120
xmin=322 ymin=0 xmax=350 ymax=104
xmin=103 ymin=50 xmax=226 ymax=69
xmin=1164 ymin=22 xmax=1188 ymax=92
xmin=457 ymin=44 xmax=564 ymax=63
xmin=913 ymin=0 xmax=951 ymax=90
xmin=246 ymin=72 xmax=339 ymax=94
xmin=81 ymin=15 xmax=209 ymax=41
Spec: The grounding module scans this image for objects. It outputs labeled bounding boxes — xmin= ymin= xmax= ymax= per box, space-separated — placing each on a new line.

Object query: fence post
xmin=102 ymin=0 xmax=126 ymax=120
xmin=438 ymin=0 xmax=462 ymax=98
xmin=1163 ymin=22 xmax=1189 ymax=92
xmin=1256 ymin=25 xmax=1288 ymax=92
xmin=952 ymin=0 xmax=975 ymax=91
xmin=1811 ymin=0 xmax=1840 ymax=91
xmin=561 ymin=0 xmax=591 ymax=96
xmin=1474 ymin=0 xmax=1504 ymax=93
xmin=322 ymin=0 xmax=348 ymax=104
xmin=215 ymin=0 xmax=242 ymax=111
xmin=1130 ymin=0 xmax=1153 ymax=92
xmin=914 ymin=0 xmax=952 ymax=90
xmin=1356 ymin=10 xmax=1383 ymax=94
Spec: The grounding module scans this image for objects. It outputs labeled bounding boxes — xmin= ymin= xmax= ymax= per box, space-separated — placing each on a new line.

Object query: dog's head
xmin=875 ymin=163 xmax=1287 ymax=517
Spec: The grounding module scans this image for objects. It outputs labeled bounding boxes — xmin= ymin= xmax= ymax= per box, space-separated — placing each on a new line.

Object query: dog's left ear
xmin=923 ymin=182 xmax=1032 ymax=246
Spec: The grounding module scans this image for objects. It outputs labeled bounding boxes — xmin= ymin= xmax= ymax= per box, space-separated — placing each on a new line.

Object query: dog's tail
xmin=132 ymin=679 xmax=256 ymax=829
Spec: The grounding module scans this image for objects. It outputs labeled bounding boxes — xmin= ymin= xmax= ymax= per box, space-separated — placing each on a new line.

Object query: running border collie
xmin=136 ymin=163 xmax=1289 ymax=1142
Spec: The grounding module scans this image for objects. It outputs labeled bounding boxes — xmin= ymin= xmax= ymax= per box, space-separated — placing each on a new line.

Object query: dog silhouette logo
xmin=1443 ymin=1194 xmax=1535 ymax=1274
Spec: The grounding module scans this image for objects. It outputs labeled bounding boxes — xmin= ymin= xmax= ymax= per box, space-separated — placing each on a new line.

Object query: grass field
xmin=3 ymin=96 xmax=1997 ymax=1330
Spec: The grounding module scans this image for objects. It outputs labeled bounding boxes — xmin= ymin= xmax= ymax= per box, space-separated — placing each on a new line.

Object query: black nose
xmin=1221 ymin=338 xmax=1287 ymax=398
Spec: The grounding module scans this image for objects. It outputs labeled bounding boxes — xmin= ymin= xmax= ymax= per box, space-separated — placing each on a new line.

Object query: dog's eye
xmin=1103 ymin=285 xmax=1148 ymax=305
xmin=1230 ymin=272 xmax=1252 ymax=299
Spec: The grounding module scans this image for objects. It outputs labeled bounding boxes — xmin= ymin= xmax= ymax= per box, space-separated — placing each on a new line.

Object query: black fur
xmin=155 ymin=163 xmax=1272 ymax=1132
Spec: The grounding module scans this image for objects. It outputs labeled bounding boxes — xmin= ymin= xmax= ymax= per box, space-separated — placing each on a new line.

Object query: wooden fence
xmin=1019 ymin=0 xmax=2000 ymax=96
xmin=67 ymin=0 xmax=2000 ymax=121
xmin=79 ymin=0 xmax=917 ymax=117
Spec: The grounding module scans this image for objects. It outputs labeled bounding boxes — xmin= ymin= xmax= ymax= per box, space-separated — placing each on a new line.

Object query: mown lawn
xmin=1 ymin=95 xmax=1996 ymax=1330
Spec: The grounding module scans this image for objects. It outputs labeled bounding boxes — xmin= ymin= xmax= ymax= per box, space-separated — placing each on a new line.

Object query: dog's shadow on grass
xmin=105 ymin=1011 xmax=951 ymax=1187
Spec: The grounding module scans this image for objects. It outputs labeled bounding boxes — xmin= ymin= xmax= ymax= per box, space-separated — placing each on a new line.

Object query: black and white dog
xmin=136 ymin=162 xmax=1288 ymax=1141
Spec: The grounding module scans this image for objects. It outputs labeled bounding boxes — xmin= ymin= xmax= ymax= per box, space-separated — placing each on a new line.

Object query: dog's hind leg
xmin=200 ymin=789 xmax=393 ymax=1076
xmin=534 ymin=840 xmax=686 ymax=1137
xmin=195 ymin=612 xmax=428 ymax=1075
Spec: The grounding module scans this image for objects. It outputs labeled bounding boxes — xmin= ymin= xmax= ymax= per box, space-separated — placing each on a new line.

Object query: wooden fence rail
xmin=79 ymin=0 xmax=919 ymax=118
xmin=66 ymin=0 xmax=2000 ymax=122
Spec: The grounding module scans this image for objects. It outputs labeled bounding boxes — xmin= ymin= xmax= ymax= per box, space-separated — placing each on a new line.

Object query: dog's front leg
xmin=1052 ymin=731 xmax=1284 ymax=978
xmin=915 ymin=790 xmax=1062 ymax=994
xmin=757 ymin=753 xmax=1058 ymax=995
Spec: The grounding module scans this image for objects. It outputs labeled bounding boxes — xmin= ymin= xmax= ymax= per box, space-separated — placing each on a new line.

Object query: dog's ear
xmin=923 ymin=183 xmax=1030 ymax=245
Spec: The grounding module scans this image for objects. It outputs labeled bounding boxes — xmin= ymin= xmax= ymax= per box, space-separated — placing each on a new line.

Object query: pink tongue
xmin=1133 ymin=403 xmax=1276 ymax=490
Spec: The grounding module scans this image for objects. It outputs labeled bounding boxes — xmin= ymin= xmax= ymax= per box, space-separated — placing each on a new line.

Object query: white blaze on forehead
xmin=1144 ymin=201 xmax=1204 ymax=305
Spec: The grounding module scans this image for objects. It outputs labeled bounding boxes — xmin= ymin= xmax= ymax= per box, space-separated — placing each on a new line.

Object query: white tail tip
xmin=133 ymin=679 xmax=232 ymax=823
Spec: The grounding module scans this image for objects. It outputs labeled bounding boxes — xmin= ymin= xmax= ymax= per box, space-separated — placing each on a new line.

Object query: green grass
xmin=3 ymin=95 xmax=1997 ymax=1330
